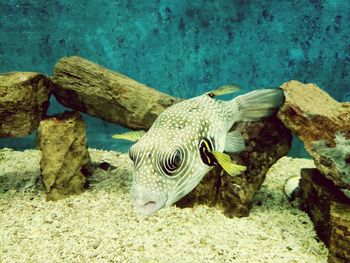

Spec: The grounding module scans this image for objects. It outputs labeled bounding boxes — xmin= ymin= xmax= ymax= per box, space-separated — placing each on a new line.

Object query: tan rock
xmin=37 ymin=111 xmax=93 ymax=201
xmin=51 ymin=56 xmax=181 ymax=130
xmin=278 ymin=80 xmax=350 ymax=197
xmin=0 ymin=72 xmax=51 ymax=137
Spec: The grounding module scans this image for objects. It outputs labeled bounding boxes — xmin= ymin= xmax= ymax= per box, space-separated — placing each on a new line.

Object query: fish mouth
xmin=133 ymin=199 xmax=163 ymax=216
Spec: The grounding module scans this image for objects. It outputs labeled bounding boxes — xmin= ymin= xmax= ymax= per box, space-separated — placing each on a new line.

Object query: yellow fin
xmin=208 ymin=84 xmax=241 ymax=97
xmin=212 ymin=151 xmax=246 ymax=176
xmin=112 ymin=130 xmax=146 ymax=142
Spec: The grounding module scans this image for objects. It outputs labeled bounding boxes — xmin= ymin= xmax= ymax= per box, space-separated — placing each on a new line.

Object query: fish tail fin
xmin=234 ymin=88 xmax=284 ymax=121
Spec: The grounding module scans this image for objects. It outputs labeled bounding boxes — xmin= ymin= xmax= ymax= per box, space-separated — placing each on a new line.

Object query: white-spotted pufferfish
xmin=113 ymin=86 xmax=284 ymax=216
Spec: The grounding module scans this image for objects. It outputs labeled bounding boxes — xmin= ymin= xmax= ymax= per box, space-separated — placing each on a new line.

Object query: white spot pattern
xmin=129 ymin=94 xmax=234 ymax=211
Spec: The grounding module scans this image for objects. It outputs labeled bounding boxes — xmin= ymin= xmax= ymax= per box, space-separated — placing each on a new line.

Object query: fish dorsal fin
xmin=212 ymin=151 xmax=246 ymax=176
xmin=207 ymin=84 xmax=241 ymax=98
xmin=112 ymin=130 xmax=146 ymax=142
xmin=224 ymin=131 xmax=245 ymax=153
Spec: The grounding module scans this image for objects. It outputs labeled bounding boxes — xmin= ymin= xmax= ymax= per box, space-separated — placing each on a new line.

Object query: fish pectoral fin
xmin=207 ymin=84 xmax=241 ymax=98
xmin=212 ymin=151 xmax=246 ymax=176
xmin=224 ymin=131 xmax=245 ymax=153
xmin=112 ymin=130 xmax=146 ymax=142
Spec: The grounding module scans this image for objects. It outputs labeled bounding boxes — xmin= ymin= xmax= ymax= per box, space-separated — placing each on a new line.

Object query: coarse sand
xmin=0 ymin=149 xmax=328 ymax=263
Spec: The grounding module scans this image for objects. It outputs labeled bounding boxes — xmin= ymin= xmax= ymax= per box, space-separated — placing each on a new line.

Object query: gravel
xmin=0 ymin=149 xmax=328 ymax=263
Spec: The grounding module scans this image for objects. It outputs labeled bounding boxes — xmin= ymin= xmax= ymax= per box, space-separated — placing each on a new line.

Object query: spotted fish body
xmin=125 ymin=88 xmax=284 ymax=216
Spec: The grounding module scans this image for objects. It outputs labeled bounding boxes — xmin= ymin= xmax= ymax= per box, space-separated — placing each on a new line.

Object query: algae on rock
xmin=313 ymin=133 xmax=350 ymax=187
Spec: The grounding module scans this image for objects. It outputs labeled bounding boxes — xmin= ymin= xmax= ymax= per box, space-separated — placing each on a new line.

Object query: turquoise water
xmin=0 ymin=0 xmax=349 ymax=156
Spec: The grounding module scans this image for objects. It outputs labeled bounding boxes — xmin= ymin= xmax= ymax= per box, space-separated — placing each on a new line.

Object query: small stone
xmin=92 ymin=239 xmax=101 ymax=249
xmin=200 ymin=237 xmax=208 ymax=245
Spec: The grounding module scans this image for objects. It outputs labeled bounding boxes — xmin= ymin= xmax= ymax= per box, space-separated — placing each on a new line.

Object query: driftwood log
xmin=51 ymin=56 xmax=181 ymax=130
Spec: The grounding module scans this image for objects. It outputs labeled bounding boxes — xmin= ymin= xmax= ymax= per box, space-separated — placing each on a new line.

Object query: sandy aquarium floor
xmin=0 ymin=149 xmax=328 ymax=263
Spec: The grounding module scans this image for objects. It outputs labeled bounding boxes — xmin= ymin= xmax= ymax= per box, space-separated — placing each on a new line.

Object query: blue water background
xmin=1 ymin=0 xmax=349 ymax=157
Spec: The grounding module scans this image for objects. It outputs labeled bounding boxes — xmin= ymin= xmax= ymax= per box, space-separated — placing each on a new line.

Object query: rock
xmin=0 ymin=72 xmax=51 ymax=137
xmin=176 ymin=116 xmax=292 ymax=217
xmin=330 ymin=204 xmax=350 ymax=263
xmin=299 ymin=168 xmax=350 ymax=263
xmin=37 ymin=111 xmax=93 ymax=201
xmin=51 ymin=56 xmax=181 ymax=130
xmin=277 ymin=80 xmax=350 ymax=198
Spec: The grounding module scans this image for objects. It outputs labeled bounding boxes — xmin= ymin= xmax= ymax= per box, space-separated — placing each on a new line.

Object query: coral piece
xmin=51 ymin=56 xmax=181 ymax=130
xmin=0 ymin=72 xmax=51 ymax=137
xmin=277 ymin=80 xmax=350 ymax=198
xmin=37 ymin=111 xmax=93 ymax=201
xmin=299 ymin=168 xmax=350 ymax=262
xmin=176 ymin=116 xmax=292 ymax=217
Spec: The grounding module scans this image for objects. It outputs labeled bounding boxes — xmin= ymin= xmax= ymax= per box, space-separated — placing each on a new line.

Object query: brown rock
xmin=51 ymin=56 xmax=181 ymax=130
xmin=37 ymin=111 xmax=93 ymax=201
xmin=277 ymin=80 xmax=350 ymax=198
xmin=299 ymin=168 xmax=350 ymax=263
xmin=176 ymin=116 xmax=292 ymax=217
xmin=0 ymin=72 xmax=51 ymax=137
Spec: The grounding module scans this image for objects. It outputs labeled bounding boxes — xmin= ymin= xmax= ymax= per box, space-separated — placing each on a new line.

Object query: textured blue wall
xmin=1 ymin=0 xmax=349 ymax=156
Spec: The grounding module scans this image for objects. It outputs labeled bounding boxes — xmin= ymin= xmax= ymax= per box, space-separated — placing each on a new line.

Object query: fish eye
xmin=163 ymin=149 xmax=182 ymax=176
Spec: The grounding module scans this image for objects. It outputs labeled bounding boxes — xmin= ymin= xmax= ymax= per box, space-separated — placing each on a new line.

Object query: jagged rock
xmin=51 ymin=56 xmax=181 ymax=130
xmin=277 ymin=80 xmax=350 ymax=198
xmin=37 ymin=111 xmax=93 ymax=201
xmin=0 ymin=72 xmax=51 ymax=137
xmin=299 ymin=168 xmax=350 ymax=263
xmin=176 ymin=116 xmax=292 ymax=217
